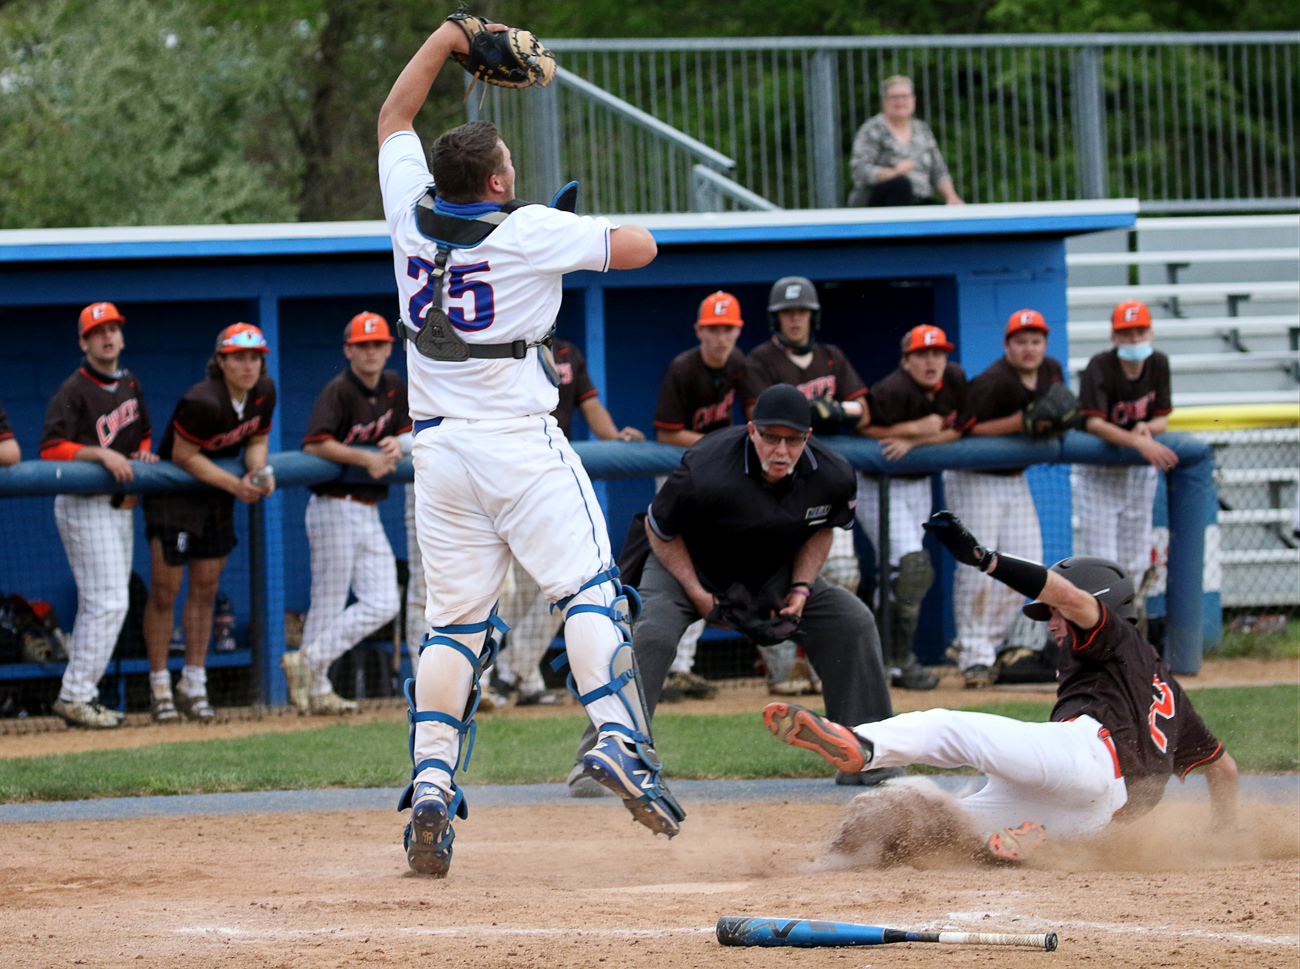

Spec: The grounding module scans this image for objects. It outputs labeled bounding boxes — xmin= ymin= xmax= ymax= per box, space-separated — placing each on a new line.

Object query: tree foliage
xmin=0 ymin=0 xmax=1293 ymax=228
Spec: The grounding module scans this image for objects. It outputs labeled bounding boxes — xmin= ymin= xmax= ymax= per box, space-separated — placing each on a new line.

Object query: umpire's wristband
xmin=988 ymin=553 xmax=1049 ymax=601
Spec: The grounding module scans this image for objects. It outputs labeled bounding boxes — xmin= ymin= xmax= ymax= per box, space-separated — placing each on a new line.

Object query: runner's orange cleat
xmin=763 ymin=702 xmax=872 ymax=773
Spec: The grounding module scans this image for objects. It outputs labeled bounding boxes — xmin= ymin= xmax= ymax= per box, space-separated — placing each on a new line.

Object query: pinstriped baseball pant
xmin=943 ymin=470 xmax=1043 ymax=669
xmin=1075 ymin=464 xmax=1159 ymax=581
xmin=54 ymin=495 xmax=134 ymax=704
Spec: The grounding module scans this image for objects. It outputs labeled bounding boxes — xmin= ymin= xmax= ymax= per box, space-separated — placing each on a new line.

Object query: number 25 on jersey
xmin=407 ymin=259 xmax=496 ymax=332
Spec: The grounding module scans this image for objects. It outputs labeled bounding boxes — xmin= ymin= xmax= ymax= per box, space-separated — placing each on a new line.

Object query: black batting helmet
xmin=767 ymin=276 xmax=821 ymax=332
xmin=1022 ymin=556 xmax=1137 ymax=623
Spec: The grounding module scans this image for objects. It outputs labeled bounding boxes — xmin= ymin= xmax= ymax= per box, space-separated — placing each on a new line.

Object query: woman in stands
xmin=141 ymin=324 xmax=276 ymax=722
xmin=847 ymin=75 xmax=964 ymax=207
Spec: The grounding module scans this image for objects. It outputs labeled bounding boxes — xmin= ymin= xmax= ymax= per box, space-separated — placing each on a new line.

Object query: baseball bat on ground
xmin=715 ymin=916 xmax=1057 ymax=951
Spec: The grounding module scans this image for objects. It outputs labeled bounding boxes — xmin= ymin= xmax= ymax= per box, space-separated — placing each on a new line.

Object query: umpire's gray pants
xmin=573 ymin=553 xmax=894 ymax=762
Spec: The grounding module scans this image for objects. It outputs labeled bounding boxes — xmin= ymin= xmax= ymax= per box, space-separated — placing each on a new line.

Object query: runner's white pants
xmin=855 ymin=473 xmax=932 ymax=567
xmin=1075 ymin=464 xmax=1159 ymax=581
xmin=54 ymin=495 xmax=134 ymax=704
xmin=301 ymin=495 xmax=400 ymax=693
xmin=853 ymin=710 xmax=1128 ymax=839
xmin=411 ymin=415 xmax=633 ymax=795
xmin=943 ymin=470 xmax=1043 ymax=669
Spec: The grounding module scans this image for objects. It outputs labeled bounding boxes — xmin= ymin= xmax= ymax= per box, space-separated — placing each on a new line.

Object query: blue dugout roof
xmin=0 ymin=199 xmax=1138 ymax=263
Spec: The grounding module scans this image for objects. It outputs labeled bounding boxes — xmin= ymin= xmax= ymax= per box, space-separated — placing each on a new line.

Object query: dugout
xmin=2 ymin=198 xmax=1219 ymax=709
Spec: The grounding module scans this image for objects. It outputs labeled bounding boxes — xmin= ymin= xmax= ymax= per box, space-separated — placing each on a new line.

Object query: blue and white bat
xmin=715 ymin=916 xmax=1057 ymax=951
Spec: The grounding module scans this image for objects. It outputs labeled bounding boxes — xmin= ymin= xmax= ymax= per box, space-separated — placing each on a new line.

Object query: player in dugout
xmin=945 ymin=309 xmax=1066 ymax=688
xmin=856 ymin=324 xmax=972 ymax=691
xmin=40 ymin=302 xmax=158 ymax=728
xmin=142 ymin=324 xmax=276 ymax=722
xmin=766 ymin=510 xmax=1238 ymax=863
xmin=570 ymin=384 xmax=898 ymax=791
xmin=493 ymin=337 xmax=645 ymax=708
xmin=281 ymin=312 xmax=411 ymax=716
xmin=1076 ymin=299 xmax=1179 ymax=588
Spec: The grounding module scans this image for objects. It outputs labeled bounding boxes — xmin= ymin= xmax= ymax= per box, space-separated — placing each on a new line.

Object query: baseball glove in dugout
xmin=1022 ymin=381 xmax=1084 ymax=437
xmin=446 ymin=12 xmax=556 ymax=91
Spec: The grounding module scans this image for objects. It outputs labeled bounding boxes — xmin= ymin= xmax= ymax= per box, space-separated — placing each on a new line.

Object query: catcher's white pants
xmin=54 ymin=495 xmax=134 ymax=704
xmin=404 ymin=486 xmax=425 ymax=678
xmin=301 ymin=495 xmax=400 ymax=691
xmin=855 ymin=473 xmax=932 ymax=567
xmin=1075 ymin=465 xmax=1159 ymax=581
xmin=410 ymin=415 xmax=633 ymax=795
xmin=853 ymin=710 xmax=1128 ymax=839
xmin=497 ymin=558 xmax=562 ymax=694
xmin=943 ymin=471 xmax=1042 ymax=669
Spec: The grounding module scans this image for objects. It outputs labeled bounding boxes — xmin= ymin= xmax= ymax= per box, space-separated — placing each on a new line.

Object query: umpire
xmin=569 ymin=385 xmax=896 ymax=790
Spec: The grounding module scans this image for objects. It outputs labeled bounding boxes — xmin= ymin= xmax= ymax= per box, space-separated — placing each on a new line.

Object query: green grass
xmin=1209 ymin=617 xmax=1300 ymax=660
xmin=0 ymin=685 xmax=1294 ymax=803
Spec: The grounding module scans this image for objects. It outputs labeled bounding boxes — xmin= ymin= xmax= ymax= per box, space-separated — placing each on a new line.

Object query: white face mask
xmin=1116 ymin=340 xmax=1154 ymax=363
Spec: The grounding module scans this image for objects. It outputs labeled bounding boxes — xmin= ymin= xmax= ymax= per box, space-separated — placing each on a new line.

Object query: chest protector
xmin=407 ymin=182 xmax=579 ymax=385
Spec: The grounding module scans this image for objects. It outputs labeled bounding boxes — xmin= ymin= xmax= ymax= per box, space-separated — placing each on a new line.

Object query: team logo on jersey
xmin=797 ymin=376 xmax=837 ymax=400
xmin=692 ymin=390 xmax=735 ymax=431
xmin=195 ymin=416 xmax=263 ymax=452
xmin=342 ymin=410 xmax=393 ymax=445
xmin=1148 ymin=674 xmax=1175 ymax=753
xmin=1110 ymin=391 xmax=1156 ymax=427
xmin=95 ymin=399 xmax=141 ymax=448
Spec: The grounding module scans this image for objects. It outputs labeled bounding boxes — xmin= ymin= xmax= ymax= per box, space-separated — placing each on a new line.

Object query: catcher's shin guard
xmin=552 ymin=569 xmax=686 ymax=837
xmin=397 ymin=609 xmax=508 ymax=874
xmin=890 ymin=550 xmax=935 ymax=667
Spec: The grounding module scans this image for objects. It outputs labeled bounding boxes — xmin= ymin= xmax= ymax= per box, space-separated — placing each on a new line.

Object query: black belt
xmin=464 ymin=339 xmax=533 ymax=360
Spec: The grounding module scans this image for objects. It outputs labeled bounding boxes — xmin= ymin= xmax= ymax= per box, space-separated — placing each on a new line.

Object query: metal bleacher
xmin=1066 ymin=215 xmax=1300 ymax=609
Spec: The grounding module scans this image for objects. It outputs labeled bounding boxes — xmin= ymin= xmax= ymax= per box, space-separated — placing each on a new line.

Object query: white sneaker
xmin=53 ymin=698 xmax=124 ymax=729
xmin=309 ymin=691 xmax=359 ymax=715
xmin=280 ymin=649 xmax=312 ymax=713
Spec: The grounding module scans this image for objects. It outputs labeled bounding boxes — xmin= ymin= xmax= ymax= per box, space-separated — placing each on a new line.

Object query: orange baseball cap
xmin=344 ymin=312 xmax=395 ymax=344
xmin=1005 ymin=308 xmax=1049 ymax=338
xmin=79 ymin=301 xmax=125 ymax=337
xmin=697 ymin=291 xmax=744 ymax=327
xmin=1111 ymin=299 xmax=1152 ymax=331
xmin=903 ymin=324 xmax=954 ymax=353
xmin=215 ymin=323 xmax=269 ymax=354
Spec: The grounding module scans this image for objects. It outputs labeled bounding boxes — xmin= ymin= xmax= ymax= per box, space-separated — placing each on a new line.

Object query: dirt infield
xmin=3 ymin=792 xmax=1297 ymax=968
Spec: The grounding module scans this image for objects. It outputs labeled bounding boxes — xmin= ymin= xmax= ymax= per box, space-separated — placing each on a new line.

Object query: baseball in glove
xmin=1022 ymin=381 xmax=1084 ymax=437
xmin=446 ymin=12 xmax=556 ymax=93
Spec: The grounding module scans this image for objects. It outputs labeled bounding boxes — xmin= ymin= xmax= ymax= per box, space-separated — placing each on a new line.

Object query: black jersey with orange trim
xmin=653 ymin=346 xmax=747 ymax=435
xmin=1078 ymin=348 xmax=1173 ymax=430
xmin=743 ymin=338 xmax=867 ymax=435
xmin=40 ymin=362 xmax=152 ymax=460
xmin=551 ymin=339 xmax=598 ymax=441
xmin=303 ymin=368 xmax=411 ymax=502
xmin=0 ymin=399 xmax=14 ymax=442
xmin=867 ymin=362 xmax=972 ymax=432
xmin=157 ymin=375 xmax=276 ymax=461
xmin=1052 ymin=604 xmax=1223 ymax=819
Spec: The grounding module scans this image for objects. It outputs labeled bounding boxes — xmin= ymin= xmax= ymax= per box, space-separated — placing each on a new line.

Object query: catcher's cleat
xmin=53 ymin=698 xmax=124 ymax=729
xmin=986 ymin=821 xmax=1048 ymax=863
xmin=664 ymin=670 xmax=718 ymax=700
xmin=405 ymin=783 xmax=455 ymax=877
xmin=582 ymin=735 xmax=684 ymax=838
xmin=763 ymin=702 xmax=872 ymax=773
xmin=566 ymin=762 xmax=615 ymax=798
xmin=174 ymin=690 xmax=216 ymax=722
xmin=280 ymin=649 xmax=312 ymax=713
xmin=309 ymin=691 xmax=358 ymax=716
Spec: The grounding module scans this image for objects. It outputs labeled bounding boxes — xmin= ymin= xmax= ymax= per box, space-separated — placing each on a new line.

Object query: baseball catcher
xmin=765 ymin=510 xmax=1238 ymax=863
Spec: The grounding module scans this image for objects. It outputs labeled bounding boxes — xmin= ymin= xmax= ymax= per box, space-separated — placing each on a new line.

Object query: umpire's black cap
xmin=750 ymin=385 xmax=812 ymax=433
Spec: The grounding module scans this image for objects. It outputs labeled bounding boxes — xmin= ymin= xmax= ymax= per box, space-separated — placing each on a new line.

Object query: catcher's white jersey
xmin=379 ymin=130 xmax=613 ymax=422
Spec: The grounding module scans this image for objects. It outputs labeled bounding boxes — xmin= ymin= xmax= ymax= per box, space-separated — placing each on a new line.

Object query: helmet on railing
xmin=766 ymin=276 xmax=821 ymax=332
xmin=1022 ymin=556 xmax=1136 ymax=624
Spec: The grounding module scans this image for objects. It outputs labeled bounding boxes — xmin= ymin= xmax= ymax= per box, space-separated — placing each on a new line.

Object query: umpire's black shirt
xmin=647 ymin=425 xmax=856 ymax=594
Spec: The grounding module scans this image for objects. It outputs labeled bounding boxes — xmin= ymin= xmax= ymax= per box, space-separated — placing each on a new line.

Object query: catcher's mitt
xmin=446 ymin=13 xmax=556 ymax=91
xmin=1022 ymin=381 xmax=1084 ymax=437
